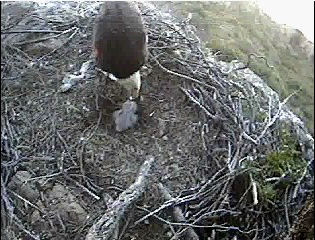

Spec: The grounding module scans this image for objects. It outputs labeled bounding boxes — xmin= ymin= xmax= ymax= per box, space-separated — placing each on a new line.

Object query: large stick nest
xmin=1 ymin=2 xmax=314 ymax=240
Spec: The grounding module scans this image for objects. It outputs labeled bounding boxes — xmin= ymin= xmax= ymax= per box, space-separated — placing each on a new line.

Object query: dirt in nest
xmin=2 ymin=38 xmax=206 ymax=238
xmin=1 ymin=3 xmax=206 ymax=238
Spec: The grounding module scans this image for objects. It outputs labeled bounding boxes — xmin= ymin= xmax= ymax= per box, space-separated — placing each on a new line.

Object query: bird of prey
xmin=93 ymin=1 xmax=148 ymax=101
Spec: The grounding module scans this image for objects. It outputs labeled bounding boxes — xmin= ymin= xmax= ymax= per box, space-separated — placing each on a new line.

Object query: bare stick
xmin=2 ymin=30 xmax=63 ymax=34
xmin=64 ymin=175 xmax=100 ymax=201
xmin=85 ymin=156 xmax=155 ymax=240
xmin=158 ymin=183 xmax=199 ymax=240
xmin=151 ymin=54 xmax=216 ymax=90
xmin=255 ymin=90 xmax=299 ymax=143
xmin=13 ymin=27 xmax=77 ymax=46
xmin=249 ymin=173 xmax=258 ymax=205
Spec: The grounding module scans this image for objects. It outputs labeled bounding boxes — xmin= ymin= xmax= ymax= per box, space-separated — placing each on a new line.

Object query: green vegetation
xmin=266 ymin=131 xmax=305 ymax=180
xmin=260 ymin=182 xmax=277 ymax=201
xmin=166 ymin=1 xmax=314 ymax=134
xmin=245 ymin=127 xmax=307 ymax=202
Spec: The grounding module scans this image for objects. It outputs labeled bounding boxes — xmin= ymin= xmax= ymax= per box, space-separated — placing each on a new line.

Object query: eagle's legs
xmin=116 ymin=71 xmax=144 ymax=124
xmin=118 ymin=71 xmax=142 ymax=101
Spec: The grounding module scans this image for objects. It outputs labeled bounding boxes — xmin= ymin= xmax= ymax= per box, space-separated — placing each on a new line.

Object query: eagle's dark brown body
xmin=93 ymin=1 xmax=147 ymax=79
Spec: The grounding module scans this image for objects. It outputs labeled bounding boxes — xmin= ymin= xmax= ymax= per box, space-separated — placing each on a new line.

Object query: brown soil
xmin=1 ymin=35 xmax=205 ymax=240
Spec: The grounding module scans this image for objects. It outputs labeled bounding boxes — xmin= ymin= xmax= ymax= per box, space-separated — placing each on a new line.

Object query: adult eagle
xmin=93 ymin=1 xmax=148 ymax=100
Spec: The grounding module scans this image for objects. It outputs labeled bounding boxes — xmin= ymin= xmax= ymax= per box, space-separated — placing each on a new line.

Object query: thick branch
xmin=158 ymin=183 xmax=199 ymax=240
xmin=85 ymin=156 xmax=155 ymax=240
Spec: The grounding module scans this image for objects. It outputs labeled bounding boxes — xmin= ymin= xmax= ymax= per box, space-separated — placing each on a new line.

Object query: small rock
xmin=31 ymin=183 xmax=87 ymax=227
xmin=8 ymin=171 xmax=39 ymax=202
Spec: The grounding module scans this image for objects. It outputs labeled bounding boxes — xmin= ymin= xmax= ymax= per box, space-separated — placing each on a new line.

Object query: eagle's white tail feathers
xmin=117 ymin=71 xmax=141 ymax=99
